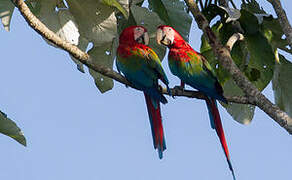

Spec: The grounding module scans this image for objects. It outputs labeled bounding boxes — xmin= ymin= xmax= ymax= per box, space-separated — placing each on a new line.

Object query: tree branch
xmin=13 ymin=0 xmax=251 ymax=105
xmin=184 ymin=0 xmax=292 ymax=134
xmin=13 ymin=0 xmax=292 ymax=133
xmin=218 ymin=0 xmax=228 ymax=7
xmin=162 ymin=88 xmax=252 ymax=105
xmin=267 ymin=0 xmax=292 ymax=48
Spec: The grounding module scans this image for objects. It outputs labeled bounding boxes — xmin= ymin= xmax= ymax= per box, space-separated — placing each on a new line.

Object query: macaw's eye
xmin=134 ymin=27 xmax=144 ymax=41
xmin=134 ymin=27 xmax=149 ymax=45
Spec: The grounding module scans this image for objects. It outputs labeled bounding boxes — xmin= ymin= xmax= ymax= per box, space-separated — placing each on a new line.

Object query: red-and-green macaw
xmin=156 ymin=25 xmax=236 ymax=179
xmin=116 ymin=26 xmax=170 ymax=159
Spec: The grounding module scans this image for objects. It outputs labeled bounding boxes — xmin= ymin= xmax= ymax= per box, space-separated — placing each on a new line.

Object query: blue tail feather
xmin=145 ymin=87 xmax=167 ymax=104
xmin=205 ymin=97 xmax=215 ymax=129
xmin=227 ymin=158 xmax=236 ymax=180
xmin=158 ymin=145 xmax=163 ymax=159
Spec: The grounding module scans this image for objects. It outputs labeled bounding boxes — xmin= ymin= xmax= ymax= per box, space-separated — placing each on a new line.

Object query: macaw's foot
xmin=172 ymin=85 xmax=185 ymax=98
xmin=173 ymin=85 xmax=185 ymax=91
xmin=158 ymin=85 xmax=163 ymax=92
xmin=157 ymin=85 xmax=172 ymax=98
xmin=180 ymin=81 xmax=185 ymax=89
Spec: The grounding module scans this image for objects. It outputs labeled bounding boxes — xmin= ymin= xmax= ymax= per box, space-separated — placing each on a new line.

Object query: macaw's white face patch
xmin=156 ymin=26 xmax=174 ymax=46
xmin=134 ymin=27 xmax=149 ymax=45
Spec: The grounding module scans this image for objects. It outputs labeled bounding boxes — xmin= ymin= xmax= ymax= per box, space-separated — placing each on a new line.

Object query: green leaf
xmin=116 ymin=0 xmax=140 ymax=34
xmin=0 ymin=110 xmax=26 ymax=146
xmin=36 ymin=0 xmax=118 ymax=93
xmin=261 ymin=16 xmax=291 ymax=54
xmin=70 ymin=37 xmax=89 ymax=73
xmin=223 ymin=79 xmax=255 ymax=124
xmin=58 ymin=9 xmax=85 ymax=72
xmin=239 ymin=9 xmax=259 ymax=34
xmin=202 ymin=4 xmax=225 ymax=22
xmin=25 ymin=0 xmax=42 ymax=15
xmin=241 ymin=0 xmax=266 ymax=14
xmin=0 ymin=0 xmax=15 ymax=31
xmin=134 ymin=0 xmax=144 ymax=4
xmin=67 ymin=0 xmax=117 ymax=46
xmin=272 ymin=55 xmax=292 ymax=117
xmin=241 ymin=0 xmax=291 ymax=60
xmin=130 ymin=5 xmax=166 ymax=60
xmin=27 ymin=0 xmax=118 ymax=92
xmin=101 ymin=0 xmax=129 ymax=19
xmin=148 ymin=0 xmax=171 ymax=25
xmin=164 ymin=0 xmax=192 ymax=41
xmin=202 ymin=4 xmax=240 ymax=24
xmin=88 ymin=41 xmax=117 ymax=93
xmin=56 ymin=0 xmax=67 ymax=8
xmin=148 ymin=0 xmax=192 ymax=41
xmin=201 ymin=26 xmax=255 ymax=124
xmin=200 ymin=22 xmax=231 ymax=85
xmin=200 ymin=19 xmax=275 ymax=124
xmin=29 ymin=0 xmax=85 ymax=73
xmin=218 ymin=6 xmax=241 ymax=23
xmin=244 ymin=32 xmax=274 ymax=90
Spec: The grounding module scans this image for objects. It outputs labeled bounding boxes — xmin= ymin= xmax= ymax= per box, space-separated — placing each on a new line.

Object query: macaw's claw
xmin=172 ymin=85 xmax=185 ymax=99
xmin=166 ymin=86 xmax=172 ymax=97
xmin=158 ymin=85 xmax=163 ymax=92
xmin=174 ymin=85 xmax=185 ymax=91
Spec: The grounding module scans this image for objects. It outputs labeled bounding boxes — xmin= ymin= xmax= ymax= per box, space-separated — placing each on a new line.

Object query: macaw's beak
xmin=156 ymin=28 xmax=170 ymax=46
xmin=143 ymin=32 xmax=149 ymax=45
xmin=136 ymin=32 xmax=149 ymax=45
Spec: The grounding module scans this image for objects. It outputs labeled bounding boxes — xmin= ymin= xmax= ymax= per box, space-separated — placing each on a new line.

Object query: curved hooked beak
xmin=156 ymin=28 xmax=171 ymax=46
xmin=143 ymin=32 xmax=149 ymax=45
xmin=136 ymin=32 xmax=149 ymax=45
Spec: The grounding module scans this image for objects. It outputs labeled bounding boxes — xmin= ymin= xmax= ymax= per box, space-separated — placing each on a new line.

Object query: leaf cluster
xmin=1 ymin=0 xmax=292 ymax=144
xmin=200 ymin=0 xmax=292 ymax=124
xmin=0 ymin=0 xmax=192 ymax=145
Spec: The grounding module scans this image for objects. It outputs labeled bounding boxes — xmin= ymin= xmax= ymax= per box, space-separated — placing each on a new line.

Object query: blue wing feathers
xmin=117 ymin=59 xmax=167 ymax=104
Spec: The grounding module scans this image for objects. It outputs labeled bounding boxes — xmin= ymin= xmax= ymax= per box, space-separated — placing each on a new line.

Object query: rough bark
xmin=184 ymin=0 xmax=292 ymax=134
xmin=268 ymin=0 xmax=292 ymax=48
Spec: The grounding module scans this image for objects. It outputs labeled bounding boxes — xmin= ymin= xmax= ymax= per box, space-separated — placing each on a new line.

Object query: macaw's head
xmin=156 ymin=25 xmax=184 ymax=48
xmin=119 ymin=26 xmax=149 ymax=46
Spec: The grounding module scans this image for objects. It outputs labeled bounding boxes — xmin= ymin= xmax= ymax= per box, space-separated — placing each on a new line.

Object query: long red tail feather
xmin=206 ymin=98 xmax=236 ymax=180
xmin=144 ymin=93 xmax=166 ymax=159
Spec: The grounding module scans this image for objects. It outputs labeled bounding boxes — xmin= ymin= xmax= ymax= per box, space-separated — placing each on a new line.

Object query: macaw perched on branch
xmin=156 ymin=25 xmax=236 ymax=179
xmin=116 ymin=26 xmax=170 ymax=159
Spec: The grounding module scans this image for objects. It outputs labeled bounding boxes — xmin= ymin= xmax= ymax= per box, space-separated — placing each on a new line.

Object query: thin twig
xmin=161 ymin=88 xmax=252 ymax=104
xmin=198 ymin=0 xmax=204 ymax=10
xmin=229 ymin=0 xmax=237 ymax=9
xmin=226 ymin=33 xmax=244 ymax=51
xmin=184 ymin=0 xmax=292 ymax=134
xmin=208 ymin=0 xmax=212 ymax=7
xmin=204 ymin=0 xmax=208 ymax=9
xmin=218 ymin=0 xmax=228 ymax=7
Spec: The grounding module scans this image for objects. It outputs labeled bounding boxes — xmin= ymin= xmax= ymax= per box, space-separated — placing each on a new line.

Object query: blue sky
xmin=1 ymin=1 xmax=292 ymax=180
